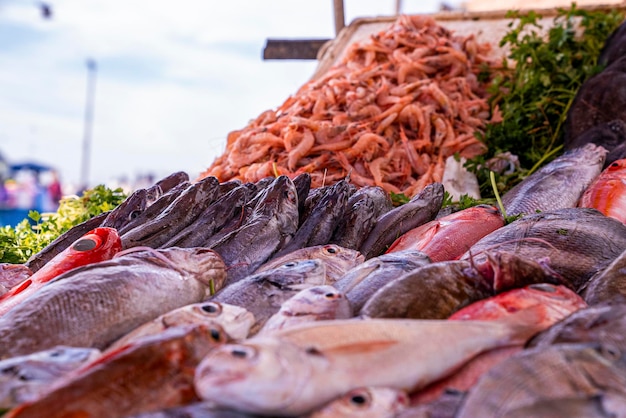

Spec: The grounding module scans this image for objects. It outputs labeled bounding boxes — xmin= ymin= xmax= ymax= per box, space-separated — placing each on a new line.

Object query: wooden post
xmin=333 ymin=0 xmax=345 ymax=36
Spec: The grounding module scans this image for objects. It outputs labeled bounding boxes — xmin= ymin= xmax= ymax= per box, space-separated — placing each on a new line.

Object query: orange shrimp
xmin=288 ymin=129 xmax=315 ymax=171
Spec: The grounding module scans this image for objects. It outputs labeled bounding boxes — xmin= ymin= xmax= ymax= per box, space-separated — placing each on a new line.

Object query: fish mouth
xmin=199 ymin=369 xmax=247 ymax=386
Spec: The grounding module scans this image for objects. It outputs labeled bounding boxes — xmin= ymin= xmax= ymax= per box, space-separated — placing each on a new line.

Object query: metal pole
xmin=80 ymin=58 xmax=97 ymax=191
xmin=395 ymin=0 xmax=403 ymax=14
xmin=333 ymin=0 xmax=345 ymax=36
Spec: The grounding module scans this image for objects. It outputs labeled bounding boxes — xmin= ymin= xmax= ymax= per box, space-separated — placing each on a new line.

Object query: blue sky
xmin=0 ymin=0 xmax=451 ymax=192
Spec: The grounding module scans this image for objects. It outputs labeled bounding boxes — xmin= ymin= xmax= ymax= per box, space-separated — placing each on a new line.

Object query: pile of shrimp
xmin=198 ymin=14 xmax=502 ymax=197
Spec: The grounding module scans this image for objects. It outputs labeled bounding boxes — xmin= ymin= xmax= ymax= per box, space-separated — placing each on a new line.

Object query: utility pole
xmin=80 ymin=58 xmax=97 ymax=192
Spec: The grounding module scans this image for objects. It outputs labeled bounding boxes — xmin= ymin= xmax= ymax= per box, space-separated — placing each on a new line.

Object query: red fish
xmin=0 ymin=227 xmax=122 ymax=316
xmin=385 ymin=205 xmax=504 ymax=262
xmin=411 ymin=283 xmax=587 ymax=405
xmin=578 ymin=158 xmax=626 ymax=224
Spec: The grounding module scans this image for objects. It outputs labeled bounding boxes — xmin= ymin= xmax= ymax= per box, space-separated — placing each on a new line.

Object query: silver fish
xmin=501 ymin=143 xmax=607 ymax=216
xmin=308 ymin=387 xmax=409 ymax=418
xmin=580 ymin=248 xmax=626 ymax=305
xmin=259 ymin=285 xmax=353 ymax=335
xmin=0 ymin=247 xmax=226 ymax=358
xmin=0 ymin=346 xmax=100 ymax=409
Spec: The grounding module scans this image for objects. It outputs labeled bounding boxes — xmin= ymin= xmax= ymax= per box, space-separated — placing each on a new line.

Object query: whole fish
xmin=160 ymin=183 xmax=258 ymax=248
xmin=272 ymin=178 xmax=352 ymax=259
xmin=461 ymin=207 xmax=626 ymax=291
xmin=579 ymin=158 xmax=626 ymax=224
xmin=210 ymin=175 xmax=300 ymax=286
xmin=360 ymin=260 xmax=492 ymax=319
xmin=528 ymin=300 xmax=626 ymax=350
xmin=580 ymin=248 xmax=626 ymax=305
xmin=565 ymin=120 xmax=626 ymax=169
xmin=334 ymin=250 xmax=431 ymax=314
xmin=24 ymin=212 xmax=108 ymax=273
xmin=0 ymin=346 xmax=100 ymax=409
xmin=330 ymin=186 xmax=393 ymax=250
xmin=385 ymin=205 xmax=504 ymax=262
xmin=0 ymin=247 xmax=226 ymax=358
xmin=211 ymin=259 xmax=327 ymax=335
xmin=5 ymin=324 xmax=228 ymax=418
xmin=117 ymin=180 xmax=191 ymax=236
xmin=0 ymin=264 xmax=32 ymax=296
xmin=308 ymin=387 xmax=409 ymax=418
xmin=101 ymin=171 xmax=189 ymax=231
xmin=0 ymin=227 xmax=122 ymax=316
xmin=194 ymin=310 xmax=545 ymax=416
xmin=259 ymin=285 xmax=353 ymax=335
xmin=106 ymin=301 xmax=255 ymax=351
xmin=501 ymin=143 xmax=607 ymax=217
xmin=121 ymin=176 xmax=221 ymax=249
xmin=255 ymin=244 xmax=364 ymax=285
xmin=359 ymin=182 xmax=444 ymax=259
xmin=456 ymin=343 xmax=626 ymax=418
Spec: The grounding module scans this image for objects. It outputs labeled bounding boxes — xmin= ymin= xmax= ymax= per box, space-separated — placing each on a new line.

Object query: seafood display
xmin=4 ymin=9 xmax=626 ymax=418
xmin=197 ymin=15 xmax=499 ymax=196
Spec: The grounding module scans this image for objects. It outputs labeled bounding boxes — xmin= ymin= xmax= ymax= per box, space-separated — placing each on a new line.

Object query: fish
xmin=395 ymin=390 xmax=465 ymax=418
xmin=101 ymin=171 xmax=189 ymax=231
xmin=129 ymin=405 xmax=258 ymax=418
xmin=0 ymin=346 xmax=100 ymax=409
xmin=565 ymin=120 xmax=626 ymax=168
xmin=5 ymin=324 xmax=228 ymax=418
xmin=0 ymin=227 xmax=122 ymax=317
xmin=106 ymin=301 xmax=255 ymax=351
xmin=0 ymin=247 xmax=226 ymax=358
xmin=211 ymin=259 xmax=327 ymax=336
xmin=117 ymin=180 xmax=191 ymax=236
xmin=385 ymin=205 xmax=504 ymax=262
xmin=160 ymin=183 xmax=258 ymax=248
xmin=360 ymin=260 xmax=492 ymax=319
xmin=193 ymin=309 xmax=545 ymax=416
xmin=501 ymin=143 xmax=607 ymax=217
xmin=307 ymin=387 xmax=409 ymax=418
xmin=121 ymin=176 xmax=221 ymax=249
xmin=359 ymin=182 xmax=445 ymax=259
xmin=334 ymin=250 xmax=431 ymax=314
xmin=455 ymin=343 xmax=626 ymax=418
xmin=579 ymin=247 xmax=626 ymax=305
xmin=528 ymin=299 xmax=626 ymax=350
xmin=461 ymin=207 xmax=626 ymax=291
xmin=598 ymin=20 xmax=626 ymax=67
xmin=259 ymin=285 xmax=353 ymax=335
xmin=209 ymin=175 xmax=300 ymax=286
xmin=441 ymin=155 xmax=481 ymax=201
xmin=330 ymin=186 xmax=394 ymax=250
xmin=24 ymin=212 xmax=109 ymax=273
xmin=255 ymin=244 xmax=365 ymax=285
xmin=0 ymin=264 xmax=32 ymax=296
xmin=578 ymin=158 xmax=626 ymax=224
xmin=272 ymin=178 xmax=352 ymax=259
xmin=293 ymin=172 xmax=312 ymax=220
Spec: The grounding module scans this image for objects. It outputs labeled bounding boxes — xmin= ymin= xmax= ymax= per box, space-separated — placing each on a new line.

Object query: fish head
xmin=181 ymin=302 xmax=256 ymax=340
xmin=266 ymin=259 xmax=328 ymax=290
xmin=317 ymin=245 xmax=366 ymax=283
xmin=310 ymin=387 xmax=409 ymax=418
xmin=155 ymin=247 xmax=227 ymax=294
xmin=282 ymin=285 xmax=353 ymax=319
xmin=194 ymin=337 xmax=319 ymax=414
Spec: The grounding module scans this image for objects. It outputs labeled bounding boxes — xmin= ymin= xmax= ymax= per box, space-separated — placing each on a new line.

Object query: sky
xmin=0 ymin=0 xmax=454 ymax=193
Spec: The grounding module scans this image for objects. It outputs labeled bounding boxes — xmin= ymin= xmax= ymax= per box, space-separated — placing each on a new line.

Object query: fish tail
xmin=497 ymin=304 xmax=547 ymax=345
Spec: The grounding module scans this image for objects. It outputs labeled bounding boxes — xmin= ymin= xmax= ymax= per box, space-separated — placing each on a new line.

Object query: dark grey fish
xmin=335 ymin=249 xmax=432 ymax=314
xmin=330 ymin=186 xmax=393 ymax=250
xmin=130 ymin=404 xmax=258 ymax=418
xmin=358 ymin=182 xmax=444 ymax=259
xmin=0 ymin=346 xmax=100 ymax=409
xmin=599 ymin=20 xmax=626 ymax=67
xmin=501 ymin=144 xmax=607 ymax=217
xmin=272 ymin=178 xmax=352 ymax=259
xmin=211 ymin=259 xmax=327 ymax=335
xmin=117 ymin=180 xmax=191 ymax=236
xmin=101 ymin=171 xmax=189 ymax=231
xmin=24 ymin=212 xmax=108 ymax=273
xmin=503 ymin=395 xmax=623 ymax=418
xmin=461 ymin=208 xmax=626 ymax=291
xmin=564 ymin=55 xmax=626 ymax=145
xmin=565 ymin=120 xmax=626 ymax=168
xmin=0 ymin=247 xmax=226 ymax=358
xmin=121 ymin=176 xmax=221 ymax=249
xmin=456 ymin=343 xmax=626 ymax=418
xmin=300 ymin=186 xmax=329 ymax=226
xmin=210 ymin=175 xmax=300 ymax=286
xmin=360 ymin=260 xmax=492 ymax=320
xmin=161 ymin=184 xmax=257 ymax=249
xmin=293 ymin=172 xmax=311 ymax=220
xmin=580 ymin=248 xmax=626 ymax=305
xmin=528 ymin=300 xmax=626 ymax=351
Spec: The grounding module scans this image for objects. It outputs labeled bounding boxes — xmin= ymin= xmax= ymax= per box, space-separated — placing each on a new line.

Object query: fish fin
xmin=317 ymin=339 xmax=398 ymax=356
xmin=0 ymin=279 xmax=32 ymax=302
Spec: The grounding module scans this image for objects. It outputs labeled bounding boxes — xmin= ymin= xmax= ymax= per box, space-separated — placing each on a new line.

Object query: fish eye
xmin=528 ymin=284 xmax=557 ymax=293
xmin=325 ymin=292 xmax=338 ymax=298
xmin=600 ymin=344 xmax=621 ymax=361
xmin=201 ymin=303 xmax=222 ymax=315
xmin=128 ymin=210 xmax=141 ymax=220
xmin=324 ymin=245 xmax=338 ymax=254
xmin=349 ymin=391 xmax=371 ymax=407
xmin=230 ymin=346 xmax=256 ymax=359
xmin=283 ymin=261 xmax=298 ymax=268
xmin=210 ymin=328 xmax=222 ymax=342
xmin=72 ymin=235 xmax=101 ymax=251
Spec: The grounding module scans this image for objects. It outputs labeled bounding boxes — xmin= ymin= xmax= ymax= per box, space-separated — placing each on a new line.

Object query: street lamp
xmin=80 ymin=58 xmax=97 ymax=192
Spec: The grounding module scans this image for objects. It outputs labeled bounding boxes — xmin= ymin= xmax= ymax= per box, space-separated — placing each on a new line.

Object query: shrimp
xmin=288 ymin=129 xmax=315 ymax=171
